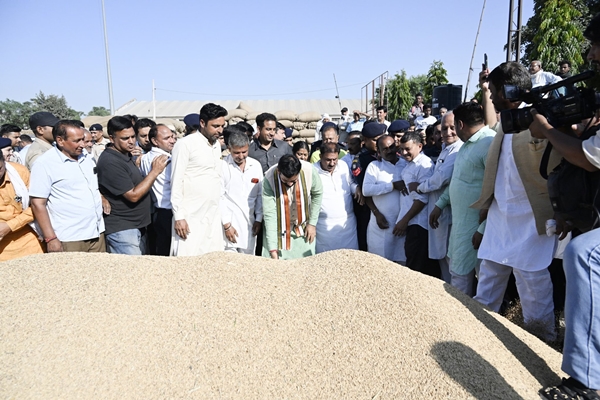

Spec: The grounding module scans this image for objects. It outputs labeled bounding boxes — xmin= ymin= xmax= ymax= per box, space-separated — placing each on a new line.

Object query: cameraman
xmin=530 ymin=13 xmax=600 ymax=399
xmin=474 ymin=62 xmax=562 ymax=341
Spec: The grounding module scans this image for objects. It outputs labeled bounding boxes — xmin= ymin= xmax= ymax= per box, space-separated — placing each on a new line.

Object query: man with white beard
xmin=362 ymin=135 xmax=407 ymax=263
xmin=314 ymin=142 xmax=358 ymax=253
xmin=410 ymin=112 xmax=462 ymax=283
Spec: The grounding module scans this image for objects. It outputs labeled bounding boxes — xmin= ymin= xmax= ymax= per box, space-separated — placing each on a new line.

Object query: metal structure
xmin=101 ymin=0 xmax=115 ymax=115
xmin=506 ymin=0 xmax=523 ymax=62
xmin=361 ymin=72 xmax=389 ymax=117
xmin=464 ymin=0 xmax=487 ymax=102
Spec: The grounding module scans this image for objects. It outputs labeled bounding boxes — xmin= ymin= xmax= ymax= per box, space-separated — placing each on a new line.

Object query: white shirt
xmin=477 ymin=135 xmax=556 ymax=270
xmin=29 ymin=147 xmax=104 ymax=241
xmin=18 ymin=144 xmax=31 ymax=165
xmin=530 ymin=70 xmax=562 ymax=88
xmin=140 ymin=147 xmax=172 ymax=209
xmin=397 ymin=152 xmax=434 ymax=230
xmin=414 ymin=115 xmax=437 ymax=131
xmin=582 ymin=129 xmax=600 ymax=169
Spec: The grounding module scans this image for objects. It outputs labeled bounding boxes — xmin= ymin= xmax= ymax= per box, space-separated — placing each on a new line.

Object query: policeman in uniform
xmin=351 ymin=121 xmax=387 ymax=251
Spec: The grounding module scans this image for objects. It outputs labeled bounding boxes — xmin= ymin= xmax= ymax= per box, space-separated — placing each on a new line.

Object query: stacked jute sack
xmin=226 ymin=101 xmax=322 ymax=143
xmin=0 ymin=250 xmax=563 ymax=399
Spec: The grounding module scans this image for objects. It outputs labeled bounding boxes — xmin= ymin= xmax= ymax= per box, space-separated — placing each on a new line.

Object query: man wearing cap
xmin=25 ymin=111 xmax=59 ymax=170
xmin=341 ymin=131 xmax=362 ymax=170
xmin=283 ymin=127 xmax=294 ymax=146
xmin=309 ymin=122 xmax=347 ymax=163
xmin=388 ymin=119 xmax=410 ymax=148
xmin=89 ymin=123 xmax=110 ymax=161
xmin=351 ymin=122 xmax=387 ymax=251
xmin=183 ymin=113 xmax=200 ymax=136
xmin=248 ymin=113 xmax=292 ymax=174
xmin=0 ymin=138 xmax=21 ymax=164
xmin=29 ymin=120 xmax=106 ymax=253
xmin=0 ymin=149 xmax=44 ymax=261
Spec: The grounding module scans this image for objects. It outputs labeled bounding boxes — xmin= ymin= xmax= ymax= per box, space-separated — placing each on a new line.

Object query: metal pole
xmin=464 ymin=0 xmax=487 ymax=102
xmin=101 ymin=0 xmax=115 ymax=115
xmin=516 ymin=0 xmax=522 ymax=62
xmin=506 ymin=0 xmax=514 ymax=62
xmin=152 ymin=80 xmax=156 ymax=121
xmin=333 ymin=73 xmax=342 ymax=111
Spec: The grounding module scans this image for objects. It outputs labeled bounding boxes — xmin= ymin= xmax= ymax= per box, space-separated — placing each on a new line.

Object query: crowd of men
xmin=4 ymin=13 xmax=600 ymax=397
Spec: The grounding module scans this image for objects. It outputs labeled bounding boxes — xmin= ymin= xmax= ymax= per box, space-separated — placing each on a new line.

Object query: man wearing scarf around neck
xmin=262 ymin=154 xmax=323 ymax=260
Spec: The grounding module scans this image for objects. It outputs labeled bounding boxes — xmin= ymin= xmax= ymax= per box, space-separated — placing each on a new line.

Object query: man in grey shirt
xmin=248 ymin=113 xmax=292 ymax=173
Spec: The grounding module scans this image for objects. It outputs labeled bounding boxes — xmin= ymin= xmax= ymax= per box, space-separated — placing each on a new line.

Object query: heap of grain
xmin=0 ymin=250 xmax=563 ymax=399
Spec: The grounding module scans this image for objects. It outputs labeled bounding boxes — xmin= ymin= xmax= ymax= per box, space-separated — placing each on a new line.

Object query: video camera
xmin=500 ymin=70 xmax=600 ymax=133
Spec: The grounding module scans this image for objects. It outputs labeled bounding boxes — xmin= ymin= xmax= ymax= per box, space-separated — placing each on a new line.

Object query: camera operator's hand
xmin=555 ymin=214 xmax=573 ymax=241
xmin=479 ymin=69 xmax=490 ymax=91
xmin=529 ymin=109 xmax=554 ymax=139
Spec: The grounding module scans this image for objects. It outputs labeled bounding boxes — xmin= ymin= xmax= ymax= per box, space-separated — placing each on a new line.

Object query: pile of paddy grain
xmin=0 ymin=250 xmax=563 ymax=399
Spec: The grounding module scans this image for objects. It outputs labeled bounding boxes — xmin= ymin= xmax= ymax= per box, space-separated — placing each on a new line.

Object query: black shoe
xmin=540 ymin=377 xmax=600 ymax=399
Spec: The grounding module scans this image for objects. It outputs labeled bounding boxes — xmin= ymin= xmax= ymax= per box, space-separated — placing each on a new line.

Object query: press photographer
xmin=474 ymin=60 xmax=562 ymax=345
xmin=529 ymin=12 xmax=600 ymax=400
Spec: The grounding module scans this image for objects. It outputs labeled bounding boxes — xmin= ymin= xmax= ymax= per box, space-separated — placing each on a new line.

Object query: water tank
xmin=432 ymin=84 xmax=462 ymax=116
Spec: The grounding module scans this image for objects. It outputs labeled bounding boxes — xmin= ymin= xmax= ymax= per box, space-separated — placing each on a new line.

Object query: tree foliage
xmin=0 ymin=92 xmax=82 ymax=129
xmin=88 ymin=106 xmax=111 ymax=117
xmin=424 ymin=61 xmax=449 ymax=104
xmin=386 ymin=70 xmax=413 ymax=121
xmin=520 ymin=0 xmax=589 ymax=72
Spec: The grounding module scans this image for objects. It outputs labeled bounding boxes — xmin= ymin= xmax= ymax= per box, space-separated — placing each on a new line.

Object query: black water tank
xmin=432 ymin=84 xmax=462 ymax=116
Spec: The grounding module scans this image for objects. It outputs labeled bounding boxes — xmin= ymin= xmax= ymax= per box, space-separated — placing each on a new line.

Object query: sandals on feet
xmin=540 ymin=377 xmax=600 ymax=400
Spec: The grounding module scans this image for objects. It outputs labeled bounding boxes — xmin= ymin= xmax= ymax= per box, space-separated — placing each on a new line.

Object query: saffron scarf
xmin=273 ymin=168 xmax=309 ymax=251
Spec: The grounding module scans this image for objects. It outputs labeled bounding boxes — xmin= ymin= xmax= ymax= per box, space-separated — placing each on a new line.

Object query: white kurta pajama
xmin=170 ymin=132 xmax=224 ymax=256
xmin=363 ymin=158 xmax=407 ymax=263
xmin=417 ymin=140 xmax=463 ymax=260
xmin=221 ymin=155 xmax=264 ymax=254
xmin=314 ymin=161 xmax=358 ymax=253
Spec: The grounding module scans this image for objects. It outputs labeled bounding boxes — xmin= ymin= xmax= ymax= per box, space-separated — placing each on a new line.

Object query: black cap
xmin=89 ymin=123 xmax=103 ymax=132
xmin=183 ymin=113 xmax=200 ymax=128
xmin=362 ymin=122 xmax=387 ymax=138
xmin=0 ymin=138 xmax=12 ymax=149
xmin=388 ymin=119 xmax=410 ymax=134
xmin=29 ymin=112 xmax=59 ymax=131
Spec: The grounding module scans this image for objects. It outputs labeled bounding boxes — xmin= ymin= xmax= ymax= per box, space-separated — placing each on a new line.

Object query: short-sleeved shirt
xmin=248 ymin=138 xmax=292 ymax=173
xmin=30 ymin=147 xmax=104 ymax=241
xmin=96 ymin=146 xmax=151 ymax=235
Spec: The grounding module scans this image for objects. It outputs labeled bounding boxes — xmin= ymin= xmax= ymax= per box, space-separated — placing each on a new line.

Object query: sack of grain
xmin=226 ymin=109 xmax=248 ymax=121
xmin=278 ymin=120 xmax=293 ymax=128
xmin=237 ymin=101 xmax=254 ymax=112
xmin=297 ymin=111 xmax=322 ymax=123
xmin=246 ymin=112 xmax=259 ymax=121
xmin=293 ymin=122 xmax=307 ymax=131
xmin=275 ymin=110 xmax=297 ymax=121
xmin=299 ymin=129 xmax=314 ymax=139
xmin=292 ymin=129 xmax=300 ymax=138
xmin=307 ymin=122 xmax=318 ymax=130
xmin=229 ymin=117 xmax=244 ymax=125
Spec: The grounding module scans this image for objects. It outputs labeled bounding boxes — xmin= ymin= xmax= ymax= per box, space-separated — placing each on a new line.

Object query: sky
xmin=0 ymin=0 xmax=534 ymax=115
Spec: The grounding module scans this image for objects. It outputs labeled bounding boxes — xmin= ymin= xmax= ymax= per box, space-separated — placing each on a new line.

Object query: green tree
xmin=520 ymin=0 xmax=588 ymax=72
xmin=87 ymin=106 xmax=111 ymax=117
xmin=408 ymin=74 xmax=427 ymax=99
xmin=31 ymin=91 xmax=82 ymax=120
xmin=386 ymin=70 xmax=413 ymax=120
xmin=424 ymin=60 xmax=449 ymax=103
xmin=0 ymin=99 xmax=35 ymax=129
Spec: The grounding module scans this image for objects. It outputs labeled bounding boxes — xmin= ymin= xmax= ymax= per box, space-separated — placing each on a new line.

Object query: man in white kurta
xmin=363 ymin=135 xmax=407 ymax=263
xmin=170 ymin=103 xmax=226 ymax=256
xmin=221 ymin=132 xmax=263 ymax=254
xmin=413 ymin=112 xmax=463 ymax=283
xmin=394 ymin=132 xmax=437 ymax=277
xmin=314 ymin=142 xmax=358 ymax=253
